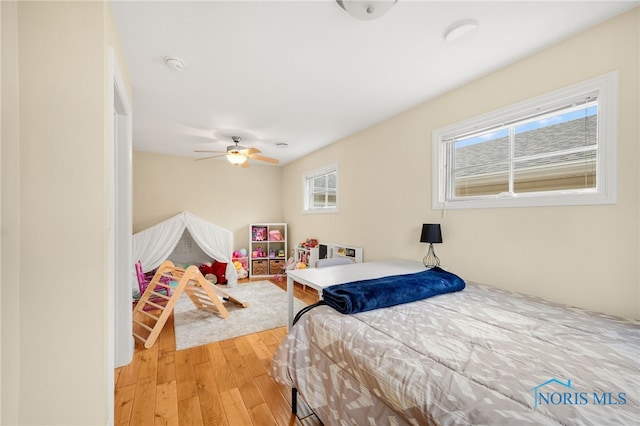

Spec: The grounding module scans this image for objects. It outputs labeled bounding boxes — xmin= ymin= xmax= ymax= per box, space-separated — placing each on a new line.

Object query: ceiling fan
xmin=194 ymin=136 xmax=279 ymax=167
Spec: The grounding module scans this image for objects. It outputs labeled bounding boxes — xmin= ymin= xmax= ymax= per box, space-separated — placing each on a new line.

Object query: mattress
xmin=270 ymin=281 xmax=639 ymax=425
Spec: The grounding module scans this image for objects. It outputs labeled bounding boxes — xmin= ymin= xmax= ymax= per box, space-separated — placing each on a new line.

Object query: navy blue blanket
xmin=321 ymin=267 xmax=465 ymax=315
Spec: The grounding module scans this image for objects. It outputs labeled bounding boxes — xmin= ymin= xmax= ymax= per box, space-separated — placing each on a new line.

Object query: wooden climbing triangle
xmin=132 ymin=260 xmax=248 ymax=349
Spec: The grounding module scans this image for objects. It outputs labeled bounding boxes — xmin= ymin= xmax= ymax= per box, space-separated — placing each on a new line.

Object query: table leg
xmin=287 ymin=275 xmax=294 ymax=330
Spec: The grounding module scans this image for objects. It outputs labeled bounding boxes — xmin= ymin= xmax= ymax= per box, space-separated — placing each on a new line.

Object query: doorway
xmin=109 ymin=49 xmax=133 ymax=426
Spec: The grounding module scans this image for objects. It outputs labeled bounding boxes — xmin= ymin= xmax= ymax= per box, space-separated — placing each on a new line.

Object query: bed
xmin=271 ymin=261 xmax=639 ymax=425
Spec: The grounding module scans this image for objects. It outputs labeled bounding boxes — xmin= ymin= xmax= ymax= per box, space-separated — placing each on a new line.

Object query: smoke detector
xmin=164 ymin=56 xmax=185 ymax=72
xmin=444 ymin=20 xmax=479 ymax=42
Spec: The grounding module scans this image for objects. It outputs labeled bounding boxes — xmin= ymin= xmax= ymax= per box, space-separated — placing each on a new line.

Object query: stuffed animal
xmin=254 ymin=228 xmax=265 ymax=241
xmin=199 ymin=262 xmax=213 ymax=276
xmin=302 ymin=238 xmax=318 ymax=248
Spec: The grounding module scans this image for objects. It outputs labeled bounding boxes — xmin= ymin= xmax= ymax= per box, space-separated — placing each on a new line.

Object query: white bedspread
xmin=271 ymin=282 xmax=639 ymax=425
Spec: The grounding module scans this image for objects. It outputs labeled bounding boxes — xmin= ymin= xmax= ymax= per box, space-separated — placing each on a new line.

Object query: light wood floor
xmin=115 ymin=279 xmax=321 ymax=426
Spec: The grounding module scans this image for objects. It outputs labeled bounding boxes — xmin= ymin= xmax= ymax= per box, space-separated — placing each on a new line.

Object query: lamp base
xmin=423 ymin=243 xmax=440 ymax=269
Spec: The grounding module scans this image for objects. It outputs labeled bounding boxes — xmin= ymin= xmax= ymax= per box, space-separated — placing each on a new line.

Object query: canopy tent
xmin=132 ymin=212 xmax=238 ymax=293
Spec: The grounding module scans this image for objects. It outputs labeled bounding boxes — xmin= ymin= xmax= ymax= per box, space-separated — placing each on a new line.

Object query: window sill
xmin=433 ymin=190 xmax=615 ymax=209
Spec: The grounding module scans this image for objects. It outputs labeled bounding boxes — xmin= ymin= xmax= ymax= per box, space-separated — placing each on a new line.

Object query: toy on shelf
xmin=300 ymin=238 xmax=318 ymax=249
xmin=251 ymin=247 xmax=266 ymax=258
xmin=269 ymin=229 xmax=284 ymax=241
xmin=294 ymin=238 xmax=320 ymax=269
xmin=249 ymin=223 xmax=287 ymax=276
xmin=252 ymin=227 xmax=267 ymax=241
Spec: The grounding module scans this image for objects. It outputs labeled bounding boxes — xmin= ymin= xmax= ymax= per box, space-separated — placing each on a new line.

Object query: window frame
xmin=303 ymin=163 xmax=339 ymax=214
xmin=432 ymin=72 xmax=618 ymax=209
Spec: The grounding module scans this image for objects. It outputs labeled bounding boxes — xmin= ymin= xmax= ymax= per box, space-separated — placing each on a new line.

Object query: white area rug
xmin=173 ymin=280 xmax=307 ymax=350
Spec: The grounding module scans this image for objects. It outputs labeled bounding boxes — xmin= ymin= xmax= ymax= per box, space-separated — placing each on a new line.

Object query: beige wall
xmin=1 ymin=1 xmax=129 ymax=424
xmin=133 ymin=151 xmax=283 ymax=251
xmin=282 ymin=8 xmax=640 ymax=320
xmin=1 ymin=3 xmax=633 ymax=425
xmin=1 ymin=1 xmax=20 ymax=423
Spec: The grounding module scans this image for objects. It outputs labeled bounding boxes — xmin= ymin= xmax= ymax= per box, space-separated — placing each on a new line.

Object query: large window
xmin=304 ymin=164 xmax=338 ymax=213
xmin=432 ymin=73 xmax=617 ymax=209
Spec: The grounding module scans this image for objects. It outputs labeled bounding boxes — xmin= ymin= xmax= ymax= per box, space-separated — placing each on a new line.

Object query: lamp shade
xmin=420 ymin=224 xmax=442 ymax=244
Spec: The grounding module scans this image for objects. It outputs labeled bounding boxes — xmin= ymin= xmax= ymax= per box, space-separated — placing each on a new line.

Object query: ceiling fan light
xmin=227 ymin=152 xmax=247 ymax=165
xmin=336 ymin=0 xmax=397 ymax=21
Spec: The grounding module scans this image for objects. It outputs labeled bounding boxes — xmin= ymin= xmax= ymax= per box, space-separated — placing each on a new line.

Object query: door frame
xmin=108 ymin=47 xmax=133 ymax=423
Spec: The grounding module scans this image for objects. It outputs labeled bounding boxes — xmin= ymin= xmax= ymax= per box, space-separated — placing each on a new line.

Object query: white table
xmin=286 ymin=259 xmax=425 ymax=328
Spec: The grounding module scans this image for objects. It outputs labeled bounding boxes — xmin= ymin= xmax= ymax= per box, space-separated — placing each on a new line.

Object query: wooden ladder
xmin=133 ymin=260 xmax=248 ymax=349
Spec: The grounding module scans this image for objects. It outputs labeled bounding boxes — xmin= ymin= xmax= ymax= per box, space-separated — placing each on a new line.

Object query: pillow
xmin=211 ymin=260 xmax=227 ymax=284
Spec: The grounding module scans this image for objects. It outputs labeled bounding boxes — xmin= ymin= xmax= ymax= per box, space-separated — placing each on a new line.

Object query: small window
xmin=432 ymin=72 xmax=617 ymax=209
xmin=304 ymin=164 xmax=338 ymax=213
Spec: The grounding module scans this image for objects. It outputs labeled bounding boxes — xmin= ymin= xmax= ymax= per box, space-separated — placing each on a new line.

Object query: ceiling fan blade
xmin=196 ymin=154 xmax=226 ymax=161
xmin=194 ymin=150 xmax=226 ymax=154
xmin=241 ymin=148 xmax=261 ymax=155
xmin=240 ymin=161 xmax=250 ymax=168
xmin=247 ymin=153 xmax=279 ymax=164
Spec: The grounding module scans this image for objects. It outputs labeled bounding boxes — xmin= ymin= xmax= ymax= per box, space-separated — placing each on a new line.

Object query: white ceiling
xmin=111 ymin=0 xmax=637 ymax=166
